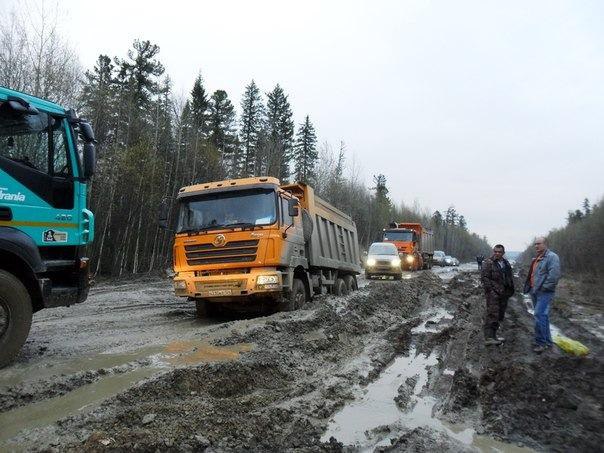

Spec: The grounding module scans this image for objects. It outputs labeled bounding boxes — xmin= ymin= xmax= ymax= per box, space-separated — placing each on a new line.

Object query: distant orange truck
xmin=160 ymin=177 xmax=362 ymax=316
xmin=382 ymin=222 xmax=434 ymax=271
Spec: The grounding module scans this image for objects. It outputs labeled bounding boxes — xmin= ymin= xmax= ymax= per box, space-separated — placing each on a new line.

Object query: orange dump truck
xmin=162 ymin=177 xmax=361 ymax=316
xmin=382 ymin=222 xmax=434 ymax=271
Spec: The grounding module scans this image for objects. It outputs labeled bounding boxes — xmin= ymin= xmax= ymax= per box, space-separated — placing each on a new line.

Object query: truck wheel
xmin=344 ymin=275 xmax=357 ymax=292
xmin=281 ymin=278 xmax=307 ymax=311
xmin=334 ymin=278 xmax=348 ymax=296
xmin=0 ymin=270 xmax=33 ymax=368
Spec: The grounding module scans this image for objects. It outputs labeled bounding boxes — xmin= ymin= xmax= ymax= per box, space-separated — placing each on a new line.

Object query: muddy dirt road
xmin=1 ymin=266 xmax=602 ymax=452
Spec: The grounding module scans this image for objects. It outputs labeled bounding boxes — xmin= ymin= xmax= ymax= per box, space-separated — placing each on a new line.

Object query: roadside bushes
xmin=520 ymin=197 xmax=604 ymax=277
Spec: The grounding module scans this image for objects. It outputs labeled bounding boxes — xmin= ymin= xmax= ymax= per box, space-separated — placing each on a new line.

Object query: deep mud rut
xmin=0 ymin=266 xmax=602 ymax=452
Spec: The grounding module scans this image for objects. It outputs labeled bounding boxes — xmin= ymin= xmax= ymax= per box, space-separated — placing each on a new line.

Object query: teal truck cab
xmin=0 ymin=87 xmax=96 ymax=367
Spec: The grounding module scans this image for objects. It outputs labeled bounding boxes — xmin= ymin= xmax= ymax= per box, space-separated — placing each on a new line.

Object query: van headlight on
xmin=366 ymin=258 xmax=376 ymax=267
xmin=391 ymin=258 xmax=401 ymax=267
xmin=406 ymin=255 xmax=415 ymax=263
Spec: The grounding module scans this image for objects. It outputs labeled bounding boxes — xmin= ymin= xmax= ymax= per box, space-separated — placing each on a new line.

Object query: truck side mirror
xmin=83 ymin=143 xmax=96 ymax=179
xmin=288 ymin=198 xmax=300 ymax=218
xmin=158 ymin=198 xmax=170 ymax=229
xmin=79 ymin=122 xmax=96 ymax=143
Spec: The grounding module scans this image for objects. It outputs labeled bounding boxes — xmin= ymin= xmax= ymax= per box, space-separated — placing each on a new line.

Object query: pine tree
xmin=239 ymin=80 xmax=265 ymax=177
xmin=370 ymin=174 xmax=392 ymax=242
xmin=79 ymin=55 xmax=117 ymax=149
xmin=265 ymin=84 xmax=294 ymax=181
xmin=294 ymin=115 xmax=318 ymax=184
xmin=432 ymin=210 xmax=443 ymax=227
xmin=458 ymin=215 xmax=467 ymax=230
xmin=115 ymin=39 xmax=165 ymax=146
xmin=190 ymin=74 xmax=210 ymax=138
xmin=583 ymin=198 xmax=591 ymax=216
xmin=445 ymin=206 xmax=458 ymax=226
xmin=567 ymin=209 xmax=584 ymax=224
xmin=209 ymin=89 xmax=238 ymax=175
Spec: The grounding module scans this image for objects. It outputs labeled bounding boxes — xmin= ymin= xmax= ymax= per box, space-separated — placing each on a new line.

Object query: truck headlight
xmin=406 ymin=255 xmax=414 ymax=263
xmin=174 ymin=280 xmax=187 ymax=290
xmin=391 ymin=258 xmax=401 ymax=267
xmin=366 ymin=258 xmax=376 ymax=266
xmin=257 ymin=275 xmax=279 ymax=285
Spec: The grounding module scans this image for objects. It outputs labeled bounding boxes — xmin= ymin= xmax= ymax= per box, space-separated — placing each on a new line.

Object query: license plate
xmin=208 ymin=289 xmax=232 ymax=296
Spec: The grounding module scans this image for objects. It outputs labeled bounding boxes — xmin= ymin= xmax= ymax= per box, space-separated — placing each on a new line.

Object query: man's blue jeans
xmin=531 ymin=291 xmax=554 ymax=346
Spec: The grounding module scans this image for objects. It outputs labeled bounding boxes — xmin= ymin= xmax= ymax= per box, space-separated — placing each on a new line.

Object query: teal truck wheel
xmin=0 ymin=270 xmax=33 ymax=367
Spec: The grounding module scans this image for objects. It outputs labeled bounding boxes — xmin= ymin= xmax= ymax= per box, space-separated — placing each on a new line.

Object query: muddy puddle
xmin=0 ymin=346 xmax=163 ymax=389
xmin=323 ymin=307 xmax=534 ymax=452
xmin=322 ymin=346 xmax=439 ymax=448
xmin=161 ymin=340 xmax=253 ymax=366
xmin=411 ymin=307 xmax=453 ymax=333
xmin=0 ymin=367 xmax=159 ymax=446
xmin=0 ymin=340 xmax=253 ymax=447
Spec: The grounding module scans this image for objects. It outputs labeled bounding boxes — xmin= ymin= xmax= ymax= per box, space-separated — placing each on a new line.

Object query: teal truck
xmin=0 ymin=86 xmax=96 ymax=367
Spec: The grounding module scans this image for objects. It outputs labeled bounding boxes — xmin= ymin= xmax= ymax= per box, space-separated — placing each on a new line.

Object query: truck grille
xmin=377 ymin=260 xmax=392 ymax=266
xmin=184 ymin=240 xmax=259 ymax=266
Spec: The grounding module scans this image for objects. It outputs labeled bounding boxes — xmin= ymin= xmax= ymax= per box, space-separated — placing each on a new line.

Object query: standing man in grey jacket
xmin=523 ymin=237 xmax=561 ymax=353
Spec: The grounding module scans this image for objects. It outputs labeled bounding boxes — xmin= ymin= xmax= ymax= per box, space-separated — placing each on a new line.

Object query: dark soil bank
xmin=2 ymin=269 xmax=602 ymax=452
xmin=438 ymin=273 xmax=604 ymax=453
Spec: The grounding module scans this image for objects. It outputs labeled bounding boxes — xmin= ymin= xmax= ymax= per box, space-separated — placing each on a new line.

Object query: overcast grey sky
xmin=3 ymin=0 xmax=602 ymax=250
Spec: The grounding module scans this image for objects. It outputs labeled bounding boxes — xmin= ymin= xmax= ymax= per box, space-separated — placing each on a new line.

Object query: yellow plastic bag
xmin=553 ymin=334 xmax=589 ymax=356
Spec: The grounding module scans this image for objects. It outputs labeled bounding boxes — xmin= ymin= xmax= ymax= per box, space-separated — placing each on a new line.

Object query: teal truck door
xmin=0 ymin=110 xmax=80 ymax=246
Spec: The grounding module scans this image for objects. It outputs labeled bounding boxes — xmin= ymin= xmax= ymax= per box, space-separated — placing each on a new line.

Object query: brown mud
xmin=0 ymin=267 xmax=601 ymax=452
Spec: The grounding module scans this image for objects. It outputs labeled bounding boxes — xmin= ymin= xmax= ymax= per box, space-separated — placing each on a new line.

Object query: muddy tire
xmin=334 ymin=278 xmax=348 ymax=296
xmin=0 ymin=270 xmax=33 ymax=368
xmin=394 ymin=273 xmax=403 ymax=280
xmin=280 ymin=278 xmax=307 ymax=311
xmin=344 ymin=275 xmax=357 ymax=292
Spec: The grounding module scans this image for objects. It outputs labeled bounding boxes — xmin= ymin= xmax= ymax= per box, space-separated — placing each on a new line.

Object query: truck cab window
xmin=52 ymin=123 xmax=71 ymax=175
xmin=281 ymin=197 xmax=293 ymax=225
xmin=0 ymin=110 xmax=71 ymax=176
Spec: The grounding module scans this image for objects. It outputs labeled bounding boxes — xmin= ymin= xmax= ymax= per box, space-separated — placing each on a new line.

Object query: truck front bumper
xmin=39 ymin=257 xmax=91 ymax=308
xmin=173 ymin=268 xmax=284 ymax=302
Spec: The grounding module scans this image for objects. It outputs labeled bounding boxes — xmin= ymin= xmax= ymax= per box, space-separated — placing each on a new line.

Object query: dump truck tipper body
xmin=0 ymin=86 xmax=96 ymax=367
xmin=168 ymin=177 xmax=361 ymax=314
xmin=383 ymin=222 xmax=434 ymax=270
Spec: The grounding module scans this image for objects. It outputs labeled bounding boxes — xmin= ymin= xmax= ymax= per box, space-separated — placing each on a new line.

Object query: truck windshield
xmin=0 ymin=109 xmax=70 ymax=175
xmin=383 ymin=230 xmax=414 ymax=242
xmin=177 ymin=188 xmax=277 ymax=233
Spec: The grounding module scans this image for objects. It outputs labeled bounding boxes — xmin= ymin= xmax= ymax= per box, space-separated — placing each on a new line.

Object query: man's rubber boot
xmin=485 ymin=338 xmax=503 ymax=346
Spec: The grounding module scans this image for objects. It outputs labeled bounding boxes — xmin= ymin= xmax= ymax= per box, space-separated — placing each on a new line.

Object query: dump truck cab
xmin=167 ymin=177 xmax=361 ymax=315
xmin=171 ymin=177 xmax=304 ymax=308
xmin=383 ymin=222 xmax=434 ymax=271
xmin=0 ymin=86 xmax=96 ymax=367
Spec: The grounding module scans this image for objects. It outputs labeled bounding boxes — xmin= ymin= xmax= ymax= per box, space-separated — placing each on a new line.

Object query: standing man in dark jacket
xmin=476 ymin=254 xmax=485 ymax=270
xmin=523 ymin=237 xmax=561 ymax=353
xmin=480 ymin=244 xmax=515 ymax=345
